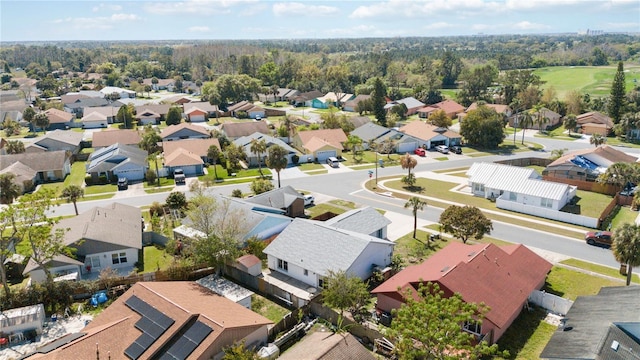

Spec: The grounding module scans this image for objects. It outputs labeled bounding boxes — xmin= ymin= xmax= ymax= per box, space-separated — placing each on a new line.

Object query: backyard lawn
xmin=251 ymin=294 xmax=290 ymax=323
xmin=142 ymin=245 xmax=173 ymax=273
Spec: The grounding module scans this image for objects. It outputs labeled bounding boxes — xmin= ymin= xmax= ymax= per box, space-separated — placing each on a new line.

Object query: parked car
xmin=414 ymin=148 xmax=426 ymax=156
xmin=585 ymin=231 xmax=613 ymax=247
xmin=435 ymin=145 xmax=449 ymax=154
xmin=450 ymin=145 xmax=462 ymax=154
xmin=174 ymin=168 xmax=186 ymax=184
xmin=303 ymin=194 xmax=315 ymax=206
xmin=326 ymin=157 xmax=340 ymax=168
xmin=117 ymin=177 xmax=128 ymax=190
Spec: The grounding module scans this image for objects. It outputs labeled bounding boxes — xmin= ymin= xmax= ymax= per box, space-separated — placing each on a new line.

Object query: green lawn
xmin=297 ymin=162 xmax=325 ymax=171
xmin=305 ymin=199 xmax=356 ymax=219
xmin=567 ymin=190 xmax=614 ymax=218
xmin=560 ymin=258 xmax=640 ymax=284
xmin=543 ymin=266 xmax=621 ymax=301
xmin=198 ymin=166 xmax=271 ymax=182
xmin=609 ymin=205 xmax=638 ymax=229
xmin=496 ymin=307 xmax=557 ymax=360
xmin=534 ymin=65 xmax=640 ymax=99
xmin=84 ymin=184 xmax=117 ymax=195
xmin=251 ymin=294 xmax=290 ymax=323
xmin=142 ymin=245 xmax=173 ymax=273
xmin=37 ymin=161 xmax=87 ymax=197
xmin=144 ymin=178 xmax=175 ymax=188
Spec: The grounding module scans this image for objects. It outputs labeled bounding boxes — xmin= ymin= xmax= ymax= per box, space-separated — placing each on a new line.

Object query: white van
xmin=326 ymin=157 xmax=340 ymax=168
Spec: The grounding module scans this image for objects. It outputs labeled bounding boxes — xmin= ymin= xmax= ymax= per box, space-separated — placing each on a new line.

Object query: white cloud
xmin=144 ymin=0 xmax=256 ymax=15
xmin=92 ymin=4 xmax=123 ymax=12
xmin=51 ymin=13 xmax=140 ymax=30
xmin=603 ymin=21 xmax=640 ymax=29
xmin=188 ymin=26 xmax=211 ymax=32
xmin=272 ymin=2 xmax=339 ymax=17
xmin=423 ymin=22 xmax=454 ymax=30
xmin=350 ymin=0 xmax=502 ymax=19
xmin=504 ymin=0 xmax=581 ymax=10
xmin=513 ymin=21 xmax=550 ymax=30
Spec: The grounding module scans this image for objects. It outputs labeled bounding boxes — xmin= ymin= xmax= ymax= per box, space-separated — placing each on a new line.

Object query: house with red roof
xmin=417 ymin=99 xmax=465 ymax=119
xmin=399 ymin=120 xmax=461 ymax=149
xmin=291 ymin=128 xmax=347 ymax=162
xmin=371 ymin=242 xmax=552 ymax=343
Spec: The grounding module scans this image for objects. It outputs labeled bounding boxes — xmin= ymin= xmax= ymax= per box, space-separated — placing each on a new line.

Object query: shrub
xmin=85 ymin=175 xmax=93 ymax=186
xmin=145 ymin=169 xmax=157 ymax=184
xmin=98 ymin=175 xmax=108 ymax=185
xmin=231 ymin=189 xmax=243 ymax=198
xmin=149 ymin=201 xmax=164 ymax=217
xmin=292 ymin=154 xmax=299 ymax=165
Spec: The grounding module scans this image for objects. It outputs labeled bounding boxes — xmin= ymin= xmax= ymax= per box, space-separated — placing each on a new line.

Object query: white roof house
xmin=196 ymin=274 xmax=254 ymax=309
xmin=263 ymin=218 xmax=395 ymax=288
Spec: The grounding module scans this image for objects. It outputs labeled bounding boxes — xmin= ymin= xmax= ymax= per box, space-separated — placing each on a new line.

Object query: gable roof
xmin=264 ymin=218 xmax=394 ymax=277
xmin=23 ymin=254 xmax=84 ymax=274
xmin=243 ymin=185 xmax=302 ymax=210
xmin=576 ymin=111 xmax=613 ymax=127
xmin=278 ymin=331 xmax=376 ymax=360
xmin=347 ymin=116 xmax=371 ymax=129
xmin=162 ymin=138 xmax=221 ymax=158
xmin=61 ymin=93 xmax=89 ymax=104
xmin=325 ymin=206 xmax=391 ymax=235
xmin=45 ymin=108 xmax=74 ymax=124
xmin=227 ymin=100 xmax=264 ymax=113
xmin=163 ymin=148 xmax=204 ymax=167
xmin=81 ymin=111 xmax=107 ymax=122
xmin=541 ymin=286 xmax=640 ymax=359
xmin=64 ymin=97 xmax=109 ymax=109
xmin=350 ymin=122 xmax=392 ymax=142
xmin=35 ymin=129 xmax=83 ymax=147
xmin=466 ymin=102 xmax=511 ymax=114
xmin=220 ymin=121 xmax=269 ymax=138
xmin=548 ymin=145 xmax=638 ymax=168
xmin=183 ymin=101 xmax=219 ymax=114
xmin=0 ymin=150 xmax=69 ymax=172
xmin=134 ymin=103 xmax=172 ymax=116
xmin=34 ymin=281 xmax=272 ymax=360
xmin=344 ymin=94 xmax=371 ymax=108
xmin=92 ymin=129 xmax=141 ymax=148
xmin=372 ymin=242 xmax=551 ymax=332
xmin=160 ymin=122 xmax=210 ymax=138
xmin=87 ymin=143 xmax=148 ymax=173
xmin=296 ymin=128 xmax=348 ymax=149
xmin=385 ymin=97 xmax=425 ymax=110
xmin=55 ymin=203 xmax=142 ymax=249
xmin=432 ymin=99 xmax=465 ymax=115
xmin=293 ymin=90 xmax=324 ymax=102
xmin=232 ymin=132 xmax=296 ymax=156
xmin=399 ymin=120 xmax=461 ymax=141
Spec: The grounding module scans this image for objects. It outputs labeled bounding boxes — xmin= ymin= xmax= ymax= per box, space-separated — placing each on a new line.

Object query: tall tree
xmin=22 ymin=107 xmax=35 ymax=125
xmin=61 ymin=185 xmax=84 ymax=216
xmin=439 ymin=51 xmax=464 ymax=87
xmin=5 ymin=140 xmax=25 ymax=154
xmin=389 ymin=282 xmax=505 ymax=360
xmin=207 ymin=145 xmax=221 ymax=180
xmin=33 ymin=112 xmax=49 ymax=133
xmin=427 ymin=109 xmax=452 ymax=128
xmin=400 ymin=153 xmax=417 ymax=187
xmin=596 ymin=162 xmax=639 ymax=193
xmin=249 ymin=139 xmax=267 ymax=177
xmin=322 ymin=270 xmax=370 ymax=320
xmin=609 ymin=61 xmax=626 ymax=124
xmin=590 ymin=133 xmax=607 ymax=147
xmin=612 ymin=223 xmax=640 ymax=286
xmin=439 ymin=205 xmax=493 ymax=244
xmin=371 ymin=77 xmax=387 ymax=127
xmin=225 ymin=143 xmax=246 ymax=174
xmin=459 ymin=105 xmax=506 ymax=149
xmin=139 ymin=125 xmax=162 ymax=153
xmin=116 ymin=103 xmax=135 ymax=129
xmin=404 ymin=196 xmax=427 ymax=239
xmin=0 ymin=205 xmax=19 ymax=296
xmin=265 ymin=145 xmax=288 ymax=188
xmin=346 ymin=134 xmax=363 ymax=158
xmin=166 ymin=106 xmax=182 ymax=126
xmin=0 ymin=173 xmax=21 ymax=204
xmin=564 ymin=114 xmax=577 ymax=136
xmin=457 ymin=64 xmax=498 ymax=106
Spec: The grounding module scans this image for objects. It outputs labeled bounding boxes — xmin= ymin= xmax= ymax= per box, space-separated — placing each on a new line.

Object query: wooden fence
xmin=542 ymin=175 xmax=619 ymax=195
xmin=496 ymin=157 xmax=552 ymax=167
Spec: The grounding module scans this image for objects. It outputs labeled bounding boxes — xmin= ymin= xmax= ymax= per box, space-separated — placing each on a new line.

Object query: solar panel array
xmin=124 ymin=295 xmax=175 ymax=360
xmin=159 ymin=321 xmax=213 ymax=360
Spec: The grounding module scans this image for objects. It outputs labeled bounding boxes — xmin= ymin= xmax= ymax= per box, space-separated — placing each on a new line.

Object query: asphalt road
xmin=50 ymin=141 xmax=630 ymax=270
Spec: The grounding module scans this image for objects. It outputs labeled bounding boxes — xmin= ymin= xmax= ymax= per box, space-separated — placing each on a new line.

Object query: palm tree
xmin=612 ymin=223 xmax=640 ymax=286
xmin=207 ymin=145 xmax=221 ymax=180
xmin=346 ymin=135 xmax=363 ymax=157
xmin=0 ymin=174 xmax=21 ymax=204
xmin=265 ymin=145 xmax=288 ymax=188
xmin=590 ymin=133 xmax=607 ymax=147
xmin=5 ymin=140 xmax=25 ymax=154
xmin=61 ymin=185 xmax=84 ymax=215
xmin=532 ymin=104 xmax=549 ymax=132
xmin=250 ymin=139 xmax=267 ymax=177
xmin=596 ymin=162 xmax=639 ymax=194
xmin=400 ymin=153 xmax=417 ymax=178
xmin=283 ymin=115 xmax=296 ymax=145
xmin=519 ymin=110 xmax=533 ymax=145
xmin=33 ymin=112 xmax=49 ymax=133
xmin=563 ymin=114 xmax=577 ymax=136
xmin=405 ymin=196 xmax=427 ymax=239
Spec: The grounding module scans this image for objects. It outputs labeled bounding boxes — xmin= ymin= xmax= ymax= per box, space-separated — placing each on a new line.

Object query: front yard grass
xmin=142 ymin=245 xmax=173 ymax=273
xmin=144 ymin=178 xmax=175 ymax=188
xmin=297 ymin=162 xmax=325 ymax=171
xmin=37 ymin=161 xmax=87 ymax=197
xmin=198 ymin=166 xmax=271 ymax=182
xmin=84 ymin=184 xmax=117 ymax=195
xmin=495 ymin=307 xmax=556 ymax=360
xmin=543 ymin=266 xmax=621 ymax=301
xmin=305 ymin=199 xmax=357 ymax=219
xmin=559 ymin=258 xmax=640 ymax=284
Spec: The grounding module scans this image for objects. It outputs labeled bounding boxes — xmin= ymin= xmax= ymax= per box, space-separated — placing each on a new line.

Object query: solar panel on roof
xmin=125 ymin=342 xmax=146 ymax=360
xmin=160 ymin=321 xmax=213 ymax=360
xmin=135 ymin=333 xmax=155 ymax=349
xmin=184 ymin=321 xmax=211 ymax=344
xmin=124 ymin=295 xmax=176 ymax=360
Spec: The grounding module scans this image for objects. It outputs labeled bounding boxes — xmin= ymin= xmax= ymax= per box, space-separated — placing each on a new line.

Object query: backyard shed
xmin=0 ymin=304 xmax=46 ymax=338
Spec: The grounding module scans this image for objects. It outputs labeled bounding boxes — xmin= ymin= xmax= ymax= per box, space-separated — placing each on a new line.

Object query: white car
xmin=303 ymin=194 xmax=315 ymax=206
xmin=435 ymin=145 xmax=449 ymax=154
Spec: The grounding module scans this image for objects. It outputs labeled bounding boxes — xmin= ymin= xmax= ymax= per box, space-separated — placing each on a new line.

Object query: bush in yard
xmin=250 ymin=178 xmax=274 ymax=195
xmin=292 ymin=154 xmax=299 ymax=165
xmin=85 ymin=175 xmax=93 ymax=186
xmin=231 ymin=189 xmax=243 ymax=198
xmin=149 ymin=201 xmax=164 ymax=217
xmin=145 ymin=169 xmax=157 ymax=185
xmin=98 ymin=175 xmax=108 ymax=185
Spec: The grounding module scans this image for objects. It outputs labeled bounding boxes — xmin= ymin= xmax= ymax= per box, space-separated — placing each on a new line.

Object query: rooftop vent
xmin=441 ymin=266 xmax=450 ymax=272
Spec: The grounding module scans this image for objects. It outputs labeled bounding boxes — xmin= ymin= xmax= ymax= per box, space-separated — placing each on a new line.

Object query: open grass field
xmin=534 ymin=65 xmax=640 ymax=99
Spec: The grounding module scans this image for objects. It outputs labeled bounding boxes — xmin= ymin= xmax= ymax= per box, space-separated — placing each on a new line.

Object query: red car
xmin=585 ymin=231 xmax=613 ymax=247
xmin=414 ymin=148 xmax=426 ymax=156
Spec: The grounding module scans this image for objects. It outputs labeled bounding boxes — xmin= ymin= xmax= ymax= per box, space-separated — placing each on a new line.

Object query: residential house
xmin=183 ymin=101 xmax=219 ymax=120
xmin=459 ymin=102 xmax=512 ymax=121
xmin=160 ymin=123 xmax=211 ymax=141
xmin=163 ymin=148 xmax=204 ymax=176
xmin=576 ymin=111 xmax=613 ymax=136
xmin=99 ymin=86 xmax=136 ymax=99
xmin=278 ymin=331 xmax=376 ymax=360
xmin=44 ymin=108 xmax=74 ymax=130
xmin=384 ymin=97 xmax=425 ymax=116
xmin=184 ymin=107 xmax=208 ymax=123
xmin=541 ymin=286 xmax=640 ymax=360
xmin=25 ymin=281 xmax=273 ymax=359
xmin=163 ymin=94 xmax=192 ymax=105
xmin=220 ymin=121 xmax=270 ymax=141
xmin=417 ymin=99 xmax=466 ymax=119
xmin=1 ymin=110 xmax=23 ymax=127
xmin=134 ymin=104 xmax=172 ymax=123
xmin=25 ymin=130 xmax=83 ymax=155
xmin=324 ymin=206 xmax=391 ymax=239
xmin=543 ymin=145 xmax=638 ymax=183
xmin=232 ymin=132 xmax=297 ymax=166
xmin=22 ymin=255 xmax=85 ymax=283
xmin=143 ymin=78 xmax=175 ymax=91
xmin=227 ymin=100 xmax=265 ymax=119
xmin=343 ymin=95 xmax=371 ymax=112
xmin=290 ymin=90 xmax=324 ymax=107
xmin=243 ymin=185 xmax=305 ymax=217
xmin=162 ymin=138 xmax=221 ymax=164
xmin=0 ymin=161 xmax=37 ymax=194
xmin=468 ymin=162 xmax=577 ymax=209
xmin=87 ymin=143 xmax=149 ymax=182
xmin=92 ymin=129 xmax=141 ymax=149
xmin=60 ymin=93 xmax=89 ymax=105
xmin=346 ymin=116 xmax=371 ymax=130
xmin=351 ymin=122 xmax=422 ymax=153
xmin=509 ymin=107 xmax=562 ymax=130
xmin=81 ymin=111 xmax=108 ymax=129
xmin=399 ymin=120 xmax=462 ymax=149
xmin=0 ymin=150 xmax=71 ymax=183
xmin=263 ymin=218 xmax=395 ymax=289
xmin=258 ymin=88 xmax=300 ymax=103
xmin=372 ymin=242 xmax=552 ymax=343
xmin=63 ymin=97 xmax=109 ymax=117
xmin=292 ymin=128 xmax=348 ymax=162
xmin=311 ymin=92 xmax=354 ymax=109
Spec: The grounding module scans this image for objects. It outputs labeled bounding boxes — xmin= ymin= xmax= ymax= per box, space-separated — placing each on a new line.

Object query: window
xmin=304 ymin=269 xmax=308 ymax=276
xmin=112 ymin=252 xmax=128 ymax=265
xmin=473 ymin=183 xmax=485 ymax=193
xmin=85 ymin=256 xmax=101 ymax=269
xmin=463 ymin=321 xmax=482 ymax=336
xmin=509 ymin=192 xmax=517 ymax=201
xmin=541 ymin=198 xmax=553 ymax=208
xmin=277 ymin=259 xmax=288 ymax=272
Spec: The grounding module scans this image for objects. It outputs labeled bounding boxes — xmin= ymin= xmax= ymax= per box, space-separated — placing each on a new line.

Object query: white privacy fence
xmin=497 ymin=198 xmax=598 ymax=228
xmin=528 ymin=290 xmax=573 ymax=316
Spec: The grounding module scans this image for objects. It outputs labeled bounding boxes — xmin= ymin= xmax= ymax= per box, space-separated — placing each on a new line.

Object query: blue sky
xmin=1 ymin=0 xmax=639 ymax=42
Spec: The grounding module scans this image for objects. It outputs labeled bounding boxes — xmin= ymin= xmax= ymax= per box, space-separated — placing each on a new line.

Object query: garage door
xmin=315 ymin=150 xmax=337 ymax=162
xmin=114 ymin=169 xmax=145 ymax=181
xmin=397 ymin=142 xmax=417 ymax=154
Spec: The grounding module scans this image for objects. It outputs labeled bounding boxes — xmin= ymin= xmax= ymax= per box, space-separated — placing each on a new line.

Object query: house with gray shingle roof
xmin=351 ymin=122 xmax=422 ymax=153
xmin=243 ymin=185 xmax=305 ymax=218
xmin=87 ymin=143 xmax=148 ymax=182
xmin=232 ymin=132 xmax=297 ymax=166
xmin=0 ymin=150 xmax=71 ymax=183
xmin=63 ymin=97 xmax=109 ymax=117
xmin=263 ymin=218 xmax=395 ymax=288
xmin=325 ymin=206 xmax=391 ymax=239
xmin=221 ymin=121 xmax=270 ymax=141
xmin=384 ymin=96 xmax=425 ymax=116
xmin=27 ymin=129 xmax=83 ymax=154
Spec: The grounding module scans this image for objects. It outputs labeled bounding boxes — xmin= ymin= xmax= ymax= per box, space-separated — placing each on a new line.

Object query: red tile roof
xmin=372 ymin=243 xmax=551 ymax=331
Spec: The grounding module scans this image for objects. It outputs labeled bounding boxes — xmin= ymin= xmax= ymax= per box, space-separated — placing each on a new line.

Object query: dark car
xmin=450 ymin=145 xmax=463 ymax=154
xmin=117 ymin=177 xmax=128 ymax=190
xmin=585 ymin=231 xmax=613 ymax=247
